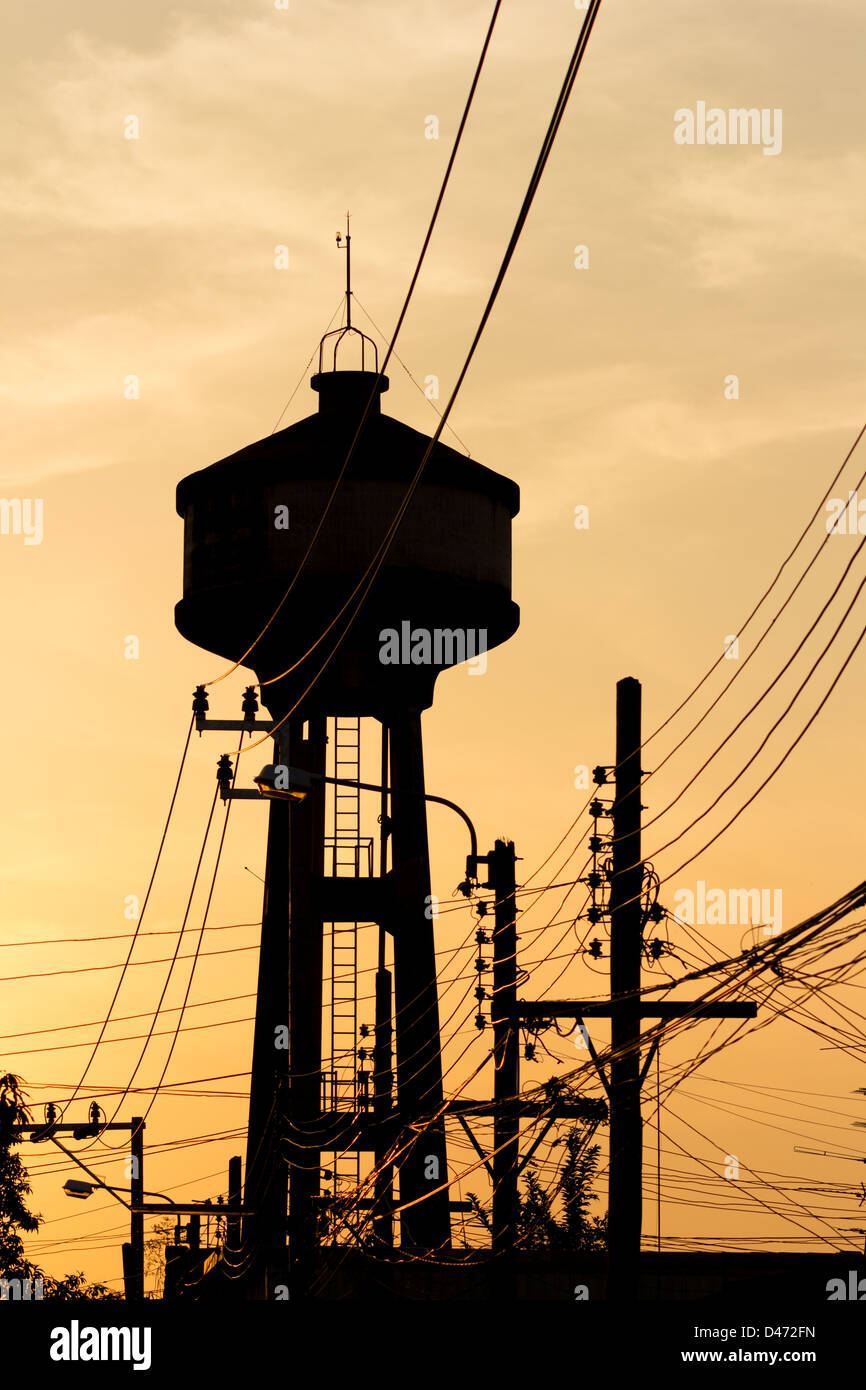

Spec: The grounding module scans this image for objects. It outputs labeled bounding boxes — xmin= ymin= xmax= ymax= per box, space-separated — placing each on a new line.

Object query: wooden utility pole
xmin=491 ymin=840 xmax=519 ymax=1254
xmin=244 ymin=726 xmax=291 ymax=1299
xmin=14 ymin=1117 xmax=142 ymax=1298
xmin=507 ymin=677 xmax=758 ymax=1302
xmin=607 ymin=678 xmax=644 ymax=1301
xmin=130 ymin=1117 xmax=144 ymax=1300
xmin=372 ymin=723 xmax=394 ymax=1249
xmin=226 ymin=1155 xmax=242 ymax=1253
xmin=372 ymin=961 xmax=394 ymax=1246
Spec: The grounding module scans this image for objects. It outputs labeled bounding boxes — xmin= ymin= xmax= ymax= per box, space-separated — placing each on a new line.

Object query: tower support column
xmin=387 ymin=707 xmax=451 ymax=1250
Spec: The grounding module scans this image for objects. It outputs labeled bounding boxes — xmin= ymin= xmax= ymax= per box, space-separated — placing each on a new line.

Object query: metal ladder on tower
xmin=328 ymin=716 xmax=361 ymax=1200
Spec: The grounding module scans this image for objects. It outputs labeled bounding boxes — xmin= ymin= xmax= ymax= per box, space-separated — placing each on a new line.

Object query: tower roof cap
xmin=310 ymin=367 xmax=389 ymax=414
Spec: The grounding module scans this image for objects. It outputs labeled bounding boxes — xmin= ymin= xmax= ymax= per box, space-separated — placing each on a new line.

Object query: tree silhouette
xmin=0 ymin=1073 xmax=120 ymax=1298
xmin=467 ymin=1112 xmax=608 ymax=1252
xmin=0 ymin=1073 xmax=40 ymax=1275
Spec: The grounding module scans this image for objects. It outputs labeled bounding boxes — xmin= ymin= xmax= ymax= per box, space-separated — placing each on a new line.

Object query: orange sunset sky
xmin=2 ymin=0 xmax=866 ymax=1290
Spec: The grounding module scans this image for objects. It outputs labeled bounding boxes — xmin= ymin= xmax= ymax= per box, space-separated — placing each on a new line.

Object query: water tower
xmin=174 ymin=248 xmax=519 ymax=1291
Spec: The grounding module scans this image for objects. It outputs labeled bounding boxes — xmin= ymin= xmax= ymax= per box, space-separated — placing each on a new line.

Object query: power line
xmin=644 ymin=419 xmax=866 ymax=753
xmin=104 ymin=740 xmax=245 ymax=1135
xmin=652 ymin=613 xmax=866 ymax=884
xmin=237 ymin=0 xmax=606 ymax=753
xmin=643 ymin=527 xmax=866 ymax=837
xmin=206 ymin=0 xmax=505 ymax=688
xmin=60 ymin=715 xmax=195 ymax=1119
xmin=351 ymin=294 xmax=472 ymax=455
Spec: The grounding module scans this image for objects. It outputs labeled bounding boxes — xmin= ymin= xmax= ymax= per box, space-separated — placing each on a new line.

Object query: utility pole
xmin=244 ymin=723 xmax=292 ymax=1299
xmin=371 ymin=722 xmax=394 ymax=1250
xmin=506 ymin=677 xmax=758 ymax=1302
xmin=490 ymin=840 xmax=519 ymax=1256
xmin=12 ymin=1116 xmax=145 ymax=1298
xmin=607 ymin=677 xmax=643 ymax=1301
xmin=226 ymin=1155 xmax=242 ymax=1254
xmin=15 ymin=1115 xmax=244 ymax=1298
xmin=130 ymin=1117 xmax=144 ymax=1300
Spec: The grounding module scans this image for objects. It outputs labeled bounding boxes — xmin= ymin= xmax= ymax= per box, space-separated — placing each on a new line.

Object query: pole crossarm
xmin=11 ymin=1122 xmax=136 ymax=1135
xmin=507 ymin=1001 xmax=758 ymax=1020
xmin=196 ymin=717 xmax=275 ymax=733
xmin=134 ymin=1203 xmax=252 ymax=1216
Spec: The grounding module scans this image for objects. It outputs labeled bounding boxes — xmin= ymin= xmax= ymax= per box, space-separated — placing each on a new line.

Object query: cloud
xmin=651 ymin=152 xmax=866 ymax=289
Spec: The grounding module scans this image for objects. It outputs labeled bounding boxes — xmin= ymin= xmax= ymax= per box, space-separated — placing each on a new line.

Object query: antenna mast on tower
xmin=336 ymin=212 xmax=352 ymax=328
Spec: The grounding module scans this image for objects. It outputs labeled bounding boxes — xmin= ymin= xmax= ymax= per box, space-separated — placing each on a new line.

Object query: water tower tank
xmin=175 ymin=362 xmax=519 ymax=715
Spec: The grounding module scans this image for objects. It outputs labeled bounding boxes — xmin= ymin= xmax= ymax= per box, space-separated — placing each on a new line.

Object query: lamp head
xmin=63 ymin=1179 xmax=94 ymax=1200
xmin=252 ymin=764 xmax=311 ymax=803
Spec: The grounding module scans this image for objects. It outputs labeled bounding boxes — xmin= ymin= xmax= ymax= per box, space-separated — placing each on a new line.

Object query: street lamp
xmin=231 ymin=762 xmax=479 ymax=864
xmin=61 ymin=1178 xmax=172 ymax=1203
xmin=62 ymin=1179 xmax=93 ymax=1200
xmin=252 ymin=763 xmax=312 ymax=802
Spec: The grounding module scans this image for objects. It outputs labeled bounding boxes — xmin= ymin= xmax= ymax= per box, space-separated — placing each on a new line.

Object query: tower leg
xmin=243 ymin=715 xmax=327 ymax=1299
xmin=286 ymin=715 xmax=327 ymax=1295
xmin=387 ymin=708 xmax=451 ymax=1251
